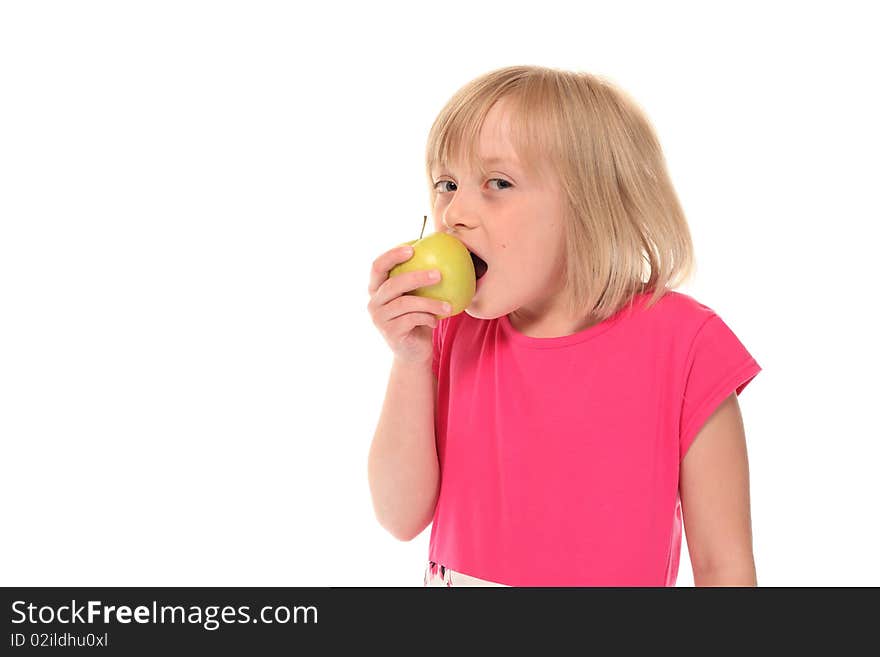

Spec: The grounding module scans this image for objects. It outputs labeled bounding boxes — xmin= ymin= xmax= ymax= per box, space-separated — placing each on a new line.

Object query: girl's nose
xmin=442 ymin=208 xmax=477 ymax=232
xmin=441 ymin=185 xmax=480 ymax=231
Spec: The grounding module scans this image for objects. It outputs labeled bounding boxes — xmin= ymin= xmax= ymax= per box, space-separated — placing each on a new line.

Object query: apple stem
xmin=420 ymin=215 xmax=427 ymax=240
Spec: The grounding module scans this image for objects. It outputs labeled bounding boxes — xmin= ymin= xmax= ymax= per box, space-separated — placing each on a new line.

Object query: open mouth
xmin=469 ymin=251 xmax=489 ymax=280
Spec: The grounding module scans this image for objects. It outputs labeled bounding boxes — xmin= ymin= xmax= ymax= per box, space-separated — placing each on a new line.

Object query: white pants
xmin=423 ymin=561 xmax=509 ymax=587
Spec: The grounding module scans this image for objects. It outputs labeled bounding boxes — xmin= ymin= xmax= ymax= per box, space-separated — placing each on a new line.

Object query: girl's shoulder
xmin=631 ymin=290 xmax=723 ymax=342
xmin=644 ymin=289 xmax=717 ymax=322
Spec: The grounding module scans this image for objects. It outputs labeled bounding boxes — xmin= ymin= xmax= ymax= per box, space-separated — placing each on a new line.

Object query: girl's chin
xmin=475 ymin=270 xmax=488 ymax=295
xmin=466 ymin=272 xmax=489 ymax=316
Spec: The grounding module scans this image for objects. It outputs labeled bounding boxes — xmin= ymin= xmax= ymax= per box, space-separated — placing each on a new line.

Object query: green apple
xmin=389 ymin=231 xmax=475 ymax=319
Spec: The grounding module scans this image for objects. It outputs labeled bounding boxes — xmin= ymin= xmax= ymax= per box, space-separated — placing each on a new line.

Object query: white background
xmin=1 ymin=1 xmax=877 ymax=587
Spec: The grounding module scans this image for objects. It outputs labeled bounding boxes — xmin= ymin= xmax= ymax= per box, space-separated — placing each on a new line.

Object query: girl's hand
xmin=367 ymin=246 xmax=449 ymax=365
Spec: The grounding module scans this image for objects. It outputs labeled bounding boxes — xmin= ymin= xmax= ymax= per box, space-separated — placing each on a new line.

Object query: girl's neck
xmin=506 ymin=307 xmax=598 ymax=339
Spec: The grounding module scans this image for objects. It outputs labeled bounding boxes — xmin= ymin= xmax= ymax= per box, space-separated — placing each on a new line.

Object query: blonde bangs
xmin=424 ymin=65 xmax=696 ymax=325
xmin=425 ymin=74 xmax=558 ymax=197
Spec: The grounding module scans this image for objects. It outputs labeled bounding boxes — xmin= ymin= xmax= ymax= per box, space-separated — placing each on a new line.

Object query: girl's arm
xmin=367 ymin=357 xmax=440 ymax=541
xmin=679 ymin=393 xmax=758 ymax=586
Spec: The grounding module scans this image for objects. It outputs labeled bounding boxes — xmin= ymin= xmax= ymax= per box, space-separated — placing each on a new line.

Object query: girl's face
xmin=431 ymin=99 xmax=574 ymax=334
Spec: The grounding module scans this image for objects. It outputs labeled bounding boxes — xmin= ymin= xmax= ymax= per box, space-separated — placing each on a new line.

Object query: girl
xmin=367 ymin=65 xmax=761 ymax=587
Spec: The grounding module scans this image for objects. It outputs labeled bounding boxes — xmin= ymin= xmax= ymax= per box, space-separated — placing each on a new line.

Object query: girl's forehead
xmin=436 ymin=153 xmax=521 ymax=171
xmin=435 ymin=132 xmax=525 ymax=169
xmin=431 ymin=103 xmax=558 ymax=179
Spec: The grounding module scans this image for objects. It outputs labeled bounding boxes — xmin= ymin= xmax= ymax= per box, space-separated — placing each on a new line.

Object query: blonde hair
xmin=424 ymin=65 xmax=696 ymax=324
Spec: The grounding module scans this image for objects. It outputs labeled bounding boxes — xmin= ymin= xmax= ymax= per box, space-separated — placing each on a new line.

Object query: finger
xmin=367 ymin=245 xmax=415 ymax=296
xmin=389 ymin=311 xmax=439 ymax=337
xmin=378 ymin=294 xmax=451 ymax=324
xmin=373 ymin=268 xmax=442 ymax=309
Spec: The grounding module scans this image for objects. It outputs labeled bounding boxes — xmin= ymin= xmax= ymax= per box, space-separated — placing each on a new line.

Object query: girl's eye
xmin=433 ymin=178 xmax=512 ymax=193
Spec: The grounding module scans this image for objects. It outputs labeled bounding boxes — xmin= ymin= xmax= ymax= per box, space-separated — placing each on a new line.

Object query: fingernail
xmin=442 ymin=303 xmax=452 ymax=313
xmin=402 ymin=247 xmax=413 ymax=256
xmin=429 ymin=270 xmax=441 ymax=280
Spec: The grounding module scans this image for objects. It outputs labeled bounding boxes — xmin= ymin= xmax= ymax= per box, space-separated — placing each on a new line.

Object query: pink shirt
xmin=428 ymin=290 xmax=762 ymax=586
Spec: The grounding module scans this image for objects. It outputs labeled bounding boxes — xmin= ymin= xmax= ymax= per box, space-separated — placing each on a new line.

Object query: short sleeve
xmin=679 ymin=313 xmax=762 ymax=462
